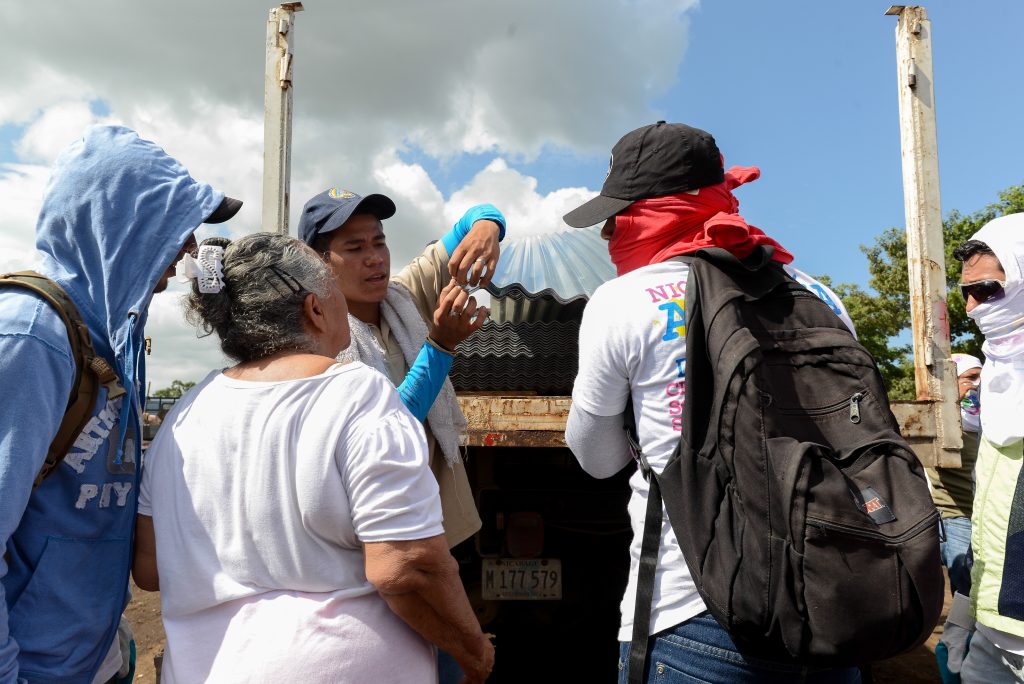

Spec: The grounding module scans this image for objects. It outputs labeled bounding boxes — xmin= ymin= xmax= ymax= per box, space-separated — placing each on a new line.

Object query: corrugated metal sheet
xmin=452 ymin=226 xmax=613 ymax=396
xmin=487 ymin=284 xmax=587 ymax=324
xmin=488 ymin=226 xmax=615 ymax=301
xmin=451 ymin=320 xmax=580 ymax=395
xmin=454 ymin=321 xmax=580 ymax=357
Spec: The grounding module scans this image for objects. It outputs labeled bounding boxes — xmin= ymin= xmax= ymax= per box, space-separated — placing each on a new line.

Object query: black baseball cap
xmin=563 ymin=121 xmax=724 ymax=228
xmin=204 ymin=196 xmax=243 ymax=224
xmin=298 ymin=187 xmax=397 ymax=246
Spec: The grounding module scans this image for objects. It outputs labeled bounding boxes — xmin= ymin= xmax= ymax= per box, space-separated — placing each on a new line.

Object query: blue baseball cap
xmin=298 ymin=187 xmax=397 ymax=246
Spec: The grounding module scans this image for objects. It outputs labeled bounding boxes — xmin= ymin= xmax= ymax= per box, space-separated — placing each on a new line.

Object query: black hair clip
xmin=266 ymin=265 xmax=306 ymax=296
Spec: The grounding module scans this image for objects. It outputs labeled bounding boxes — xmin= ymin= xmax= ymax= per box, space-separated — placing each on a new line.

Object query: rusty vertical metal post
xmin=886 ymin=5 xmax=961 ymax=466
xmin=262 ymin=3 xmax=304 ymax=235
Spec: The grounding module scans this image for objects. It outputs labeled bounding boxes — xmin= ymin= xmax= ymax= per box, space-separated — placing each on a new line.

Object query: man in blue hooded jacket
xmin=0 ymin=125 xmax=240 ymax=683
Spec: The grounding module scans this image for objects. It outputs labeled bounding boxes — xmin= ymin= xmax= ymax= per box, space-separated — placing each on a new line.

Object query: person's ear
xmin=303 ymin=293 xmax=329 ymax=335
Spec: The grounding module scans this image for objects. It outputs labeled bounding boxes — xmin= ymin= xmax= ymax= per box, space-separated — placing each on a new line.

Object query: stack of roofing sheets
xmin=451 ymin=318 xmax=580 ymax=395
xmin=452 ymin=226 xmax=614 ymax=395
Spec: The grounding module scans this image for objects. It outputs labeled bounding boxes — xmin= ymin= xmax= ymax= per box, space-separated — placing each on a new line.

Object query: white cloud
xmin=0 ymin=163 xmax=51 ymax=258
xmin=0 ymin=0 xmax=698 ymax=390
xmin=15 ymin=102 xmax=116 ymax=164
xmin=446 ymin=159 xmax=598 ymax=238
xmin=0 ymin=65 xmax=94 ymax=125
xmin=0 ymin=1 xmax=696 ymax=160
xmin=372 ymin=152 xmax=601 ymax=261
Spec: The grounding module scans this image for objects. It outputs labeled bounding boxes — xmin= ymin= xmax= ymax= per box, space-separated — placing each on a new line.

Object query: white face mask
xmin=966 ymin=213 xmax=1024 ymax=444
xmin=960 ymin=387 xmax=981 ymax=433
xmin=967 ymin=290 xmax=1024 ymax=345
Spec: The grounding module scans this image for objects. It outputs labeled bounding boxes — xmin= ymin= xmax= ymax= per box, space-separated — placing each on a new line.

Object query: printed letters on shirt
xmin=63 ymin=396 xmax=136 ymax=509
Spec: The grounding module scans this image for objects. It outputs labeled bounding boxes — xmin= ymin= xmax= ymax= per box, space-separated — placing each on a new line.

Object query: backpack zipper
xmin=808 ymin=510 xmax=938 ymax=544
xmin=774 ymin=392 xmax=866 ymax=418
xmin=849 ymin=392 xmax=864 ymax=424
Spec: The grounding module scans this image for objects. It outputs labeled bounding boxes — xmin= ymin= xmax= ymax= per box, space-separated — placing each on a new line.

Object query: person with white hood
xmin=942 ymin=212 xmax=1024 ymax=683
xmin=926 ymin=352 xmax=983 ymax=596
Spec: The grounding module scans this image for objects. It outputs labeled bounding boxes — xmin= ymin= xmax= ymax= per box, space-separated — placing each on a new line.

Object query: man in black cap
xmin=0 ymin=125 xmax=240 ymax=684
xmin=563 ymin=122 xmax=858 ymax=683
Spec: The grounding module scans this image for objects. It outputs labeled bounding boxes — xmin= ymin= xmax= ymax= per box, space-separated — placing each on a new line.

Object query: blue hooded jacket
xmin=0 ymin=125 xmax=224 ymax=683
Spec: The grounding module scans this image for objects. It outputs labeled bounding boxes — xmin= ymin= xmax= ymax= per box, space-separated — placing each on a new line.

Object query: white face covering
xmin=952 ymin=353 xmax=982 ymax=433
xmin=966 ymin=213 xmax=1024 ymax=445
xmin=960 ymin=388 xmax=982 ymax=433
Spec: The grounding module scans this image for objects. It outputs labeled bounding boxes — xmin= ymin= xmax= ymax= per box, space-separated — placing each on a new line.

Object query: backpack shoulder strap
xmin=689 ymin=246 xmax=791 ymax=302
xmin=0 ymin=271 xmax=124 ymax=487
xmin=621 ymin=396 xmax=664 ymax=684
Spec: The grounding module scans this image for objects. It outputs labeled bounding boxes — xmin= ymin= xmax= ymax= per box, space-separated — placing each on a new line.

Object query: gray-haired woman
xmin=131 ymin=233 xmax=494 ymax=683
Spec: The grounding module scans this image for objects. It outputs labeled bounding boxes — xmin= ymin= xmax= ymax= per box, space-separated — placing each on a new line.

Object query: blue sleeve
xmin=0 ymin=330 xmax=74 ymax=684
xmin=397 ymin=341 xmax=455 ymax=422
xmin=440 ymin=203 xmax=506 ymax=256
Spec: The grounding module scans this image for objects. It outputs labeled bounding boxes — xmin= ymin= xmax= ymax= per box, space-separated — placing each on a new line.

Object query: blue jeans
xmin=617 ymin=612 xmax=861 ymax=683
xmin=940 ymin=516 xmax=973 ymax=596
xmin=438 ymin=648 xmax=463 ymax=684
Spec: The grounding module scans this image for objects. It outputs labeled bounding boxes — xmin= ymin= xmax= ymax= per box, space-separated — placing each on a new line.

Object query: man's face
xmin=321 ymin=213 xmax=390 ymax=311
xmin=957 ymin=367 xmax=981 ymax=401
xmin=154 ymin=233 xmax=198 ymax=294
xmin=960 ymin=253 xmax=1006 ymax=313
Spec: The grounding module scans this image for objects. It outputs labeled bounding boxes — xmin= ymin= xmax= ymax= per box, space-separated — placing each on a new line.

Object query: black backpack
xmin=626 ymin=248 xmax=944 ymax=682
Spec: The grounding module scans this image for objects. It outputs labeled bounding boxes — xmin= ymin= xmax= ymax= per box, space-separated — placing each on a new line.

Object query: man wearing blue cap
xmin=299 ymin=189 xmax=504 ymax=682
xmin=299 ymin=187 xmax=504 ymax=545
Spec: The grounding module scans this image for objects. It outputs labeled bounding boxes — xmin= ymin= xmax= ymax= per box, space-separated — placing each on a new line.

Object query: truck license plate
xmin=482 ymin=558 xmax=562 ymax=600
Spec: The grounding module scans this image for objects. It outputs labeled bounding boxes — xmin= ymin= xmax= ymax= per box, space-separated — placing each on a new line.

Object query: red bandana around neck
xmin=607 ymin=165 xmax=794 ymax=276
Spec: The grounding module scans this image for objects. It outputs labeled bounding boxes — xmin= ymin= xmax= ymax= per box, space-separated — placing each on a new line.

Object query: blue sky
xmin=0 ymin=0 xmax=1020 ymax=387
xmin=399 ymin=1 xmax=1024 ymax=287
xmin=669 ymin=1 xmax=1024 ymax=286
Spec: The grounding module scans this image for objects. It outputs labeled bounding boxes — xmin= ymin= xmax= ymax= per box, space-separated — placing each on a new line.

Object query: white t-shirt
xmin=572 ymin=260 xmax=854 ymax=642
xmin=138 ymin=362 xmax=443 ymax=684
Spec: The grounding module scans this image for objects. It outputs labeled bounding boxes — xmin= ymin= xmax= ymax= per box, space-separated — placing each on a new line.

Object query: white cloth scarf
xmin=968 ymin=213 xmax=1024 ymax=446
xmin=952 ymin=353 xmax=982 ymax=433
xmin=339 ymin=283 xmax=466 ymax=465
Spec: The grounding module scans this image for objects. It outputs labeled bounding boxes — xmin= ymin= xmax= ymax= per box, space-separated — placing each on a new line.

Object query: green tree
xmin=153 ymin=379 xmax=196 ymax=398
xmin=829 ymin=184 xmax=1024 ymax=400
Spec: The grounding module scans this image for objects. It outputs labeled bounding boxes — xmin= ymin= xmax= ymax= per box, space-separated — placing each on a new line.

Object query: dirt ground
xmin=123 ymin=575 xmax=954 ymax=683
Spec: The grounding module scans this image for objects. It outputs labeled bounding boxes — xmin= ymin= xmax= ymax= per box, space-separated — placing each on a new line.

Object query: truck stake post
xmin=886 ymin=5 xmax=962 ymax=467
xmin=262 ymin=3 xmax=304 ymax=235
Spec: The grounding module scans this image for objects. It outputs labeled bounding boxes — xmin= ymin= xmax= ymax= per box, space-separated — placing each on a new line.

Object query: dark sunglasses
xmin=959 ymin=279 xmax=1006 ymax=303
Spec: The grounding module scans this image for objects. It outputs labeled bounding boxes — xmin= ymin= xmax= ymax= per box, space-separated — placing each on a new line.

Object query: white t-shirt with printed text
xmin=139 ymin=362 xmax=443 ymax=683
xmin=572 ymin=260 xmax=855 ymax=642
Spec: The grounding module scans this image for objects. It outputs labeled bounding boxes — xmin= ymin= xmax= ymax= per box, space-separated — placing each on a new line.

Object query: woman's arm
xmin=131 ymin=514 xmax=159 ymax=591
xmin=365 ymin=535 xmax=494 ymax=683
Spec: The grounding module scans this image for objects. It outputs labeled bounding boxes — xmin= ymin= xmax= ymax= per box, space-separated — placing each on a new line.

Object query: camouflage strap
xmin=0 ymin=271 xmax=124 ymax=488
